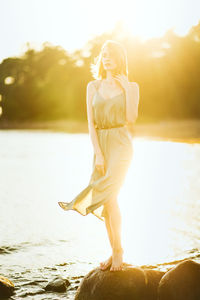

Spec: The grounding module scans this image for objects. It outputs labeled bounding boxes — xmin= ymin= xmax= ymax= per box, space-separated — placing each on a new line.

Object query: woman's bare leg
xmin=100 ymin=198 xmax=124 ymax=271
xmin=104 ymin=212 xmax=113 ymax=248
xmin=99 ymin=209 xmax=113 ymax=270
xmin=108 ymin=199 xmax=124 ymax=271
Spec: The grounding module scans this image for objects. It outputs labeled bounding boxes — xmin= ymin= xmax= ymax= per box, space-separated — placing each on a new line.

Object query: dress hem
xmin=58 ymin=202 xmax=105 ymax=222
xmin=58 ymin=182 xmax=106 ymax=222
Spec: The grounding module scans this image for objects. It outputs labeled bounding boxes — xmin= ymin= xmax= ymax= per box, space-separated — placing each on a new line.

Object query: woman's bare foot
xmin=110 ymin=248 xmax=123 ymax=271
xmin=99 ymin=255 xmax=112 ymax=270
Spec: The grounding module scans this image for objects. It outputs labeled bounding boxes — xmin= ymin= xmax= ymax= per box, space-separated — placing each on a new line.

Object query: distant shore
xmin=0 ymin=118 xmax=200 ymax=143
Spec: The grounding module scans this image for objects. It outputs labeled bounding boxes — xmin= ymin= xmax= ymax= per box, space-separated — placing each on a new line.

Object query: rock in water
xmin=75 ymin=264 xmax=165 ymax=300
xmin=0 ymin=275 xmax=15 ymax=298
xmin=44 ymin=276 xmax=70 ymax=293
xmin=158 ymin=259 xmax=200 ymax=300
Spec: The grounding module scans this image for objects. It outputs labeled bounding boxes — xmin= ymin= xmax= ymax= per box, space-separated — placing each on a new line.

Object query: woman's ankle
xmin=112 ymin=247 xmax=124 ymax=254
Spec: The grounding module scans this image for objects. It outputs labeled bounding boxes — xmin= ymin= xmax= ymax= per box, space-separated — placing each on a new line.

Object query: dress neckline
xmin=96 ymin=90 xmax=124 ymax=101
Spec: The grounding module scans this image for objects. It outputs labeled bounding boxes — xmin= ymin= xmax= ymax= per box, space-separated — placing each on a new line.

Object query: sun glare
xmin=1 ymin=0 xmax=199 ymax=61
xmin=104 ymin=0 xmax=198 ymax=42
xmin=122 ymin=0 xmax=185 ymax=41
xmin=117 ymin=138 xmax=195 ymax=268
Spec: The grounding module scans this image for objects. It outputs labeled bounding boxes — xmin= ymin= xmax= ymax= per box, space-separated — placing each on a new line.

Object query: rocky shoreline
xmin=1 ymin=259 xmax=200 ymax=299
xmin=0 ymin=261 xmax=84 ymax=300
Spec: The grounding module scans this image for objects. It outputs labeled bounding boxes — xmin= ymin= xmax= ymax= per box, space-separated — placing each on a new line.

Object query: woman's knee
xmin=103 ymin=198 xmax=121 ymax=217
xmin=103 ymin=198 xmax=115 ymax=213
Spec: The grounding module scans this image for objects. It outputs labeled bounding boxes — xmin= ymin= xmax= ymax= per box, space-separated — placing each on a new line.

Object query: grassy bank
xmin=0 ymin=119 xmax=200 ymax=143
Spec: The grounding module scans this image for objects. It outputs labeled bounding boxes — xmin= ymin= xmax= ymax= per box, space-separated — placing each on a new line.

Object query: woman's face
xmin=101 ymin=46 xmax=117 ymax=72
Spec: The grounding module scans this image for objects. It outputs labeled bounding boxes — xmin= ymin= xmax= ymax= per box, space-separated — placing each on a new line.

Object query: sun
xmin=107 ymin=0 xmax=196 ymax=42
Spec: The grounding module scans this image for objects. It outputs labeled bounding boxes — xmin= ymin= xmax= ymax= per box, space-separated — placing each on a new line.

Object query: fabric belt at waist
xmin=95 ymin=124 xmax=126 ymax=130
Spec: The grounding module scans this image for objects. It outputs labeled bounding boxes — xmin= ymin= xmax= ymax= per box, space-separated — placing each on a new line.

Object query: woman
xmin=58 ymin=40 xmax=140 ymax=272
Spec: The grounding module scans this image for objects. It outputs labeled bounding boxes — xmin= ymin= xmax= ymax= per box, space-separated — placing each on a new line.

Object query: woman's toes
xmin=101 ymin=262 xmax=111 ymax=270
xmin=100 ymin=256 xmax=112 ymax=270
xmin=110 ymin=265 xmax=122 ymax=271
xmin=100 ymin=263 xmax=106 ymax=270
xmin=110 ymin=265 xmax=115 ymax=271
xmin=100 ymin=264 xmax=108 ymax=270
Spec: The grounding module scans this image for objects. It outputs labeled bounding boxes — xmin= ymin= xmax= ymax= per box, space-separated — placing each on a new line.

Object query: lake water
xmin=0 ymin=130 xmax=200 ymax=299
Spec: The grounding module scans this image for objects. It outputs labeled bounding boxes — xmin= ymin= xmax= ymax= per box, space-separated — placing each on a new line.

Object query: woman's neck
xmin=104 ymin=71 xmax=115 ymax=84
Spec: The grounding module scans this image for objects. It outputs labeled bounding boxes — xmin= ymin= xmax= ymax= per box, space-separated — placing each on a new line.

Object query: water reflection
xmin=0 ymin=131 xmax=199 ymax=275
xmin=119 ymin=138 xmax=200 ymax=267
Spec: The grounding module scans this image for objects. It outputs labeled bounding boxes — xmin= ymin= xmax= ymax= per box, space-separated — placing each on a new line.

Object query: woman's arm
xmin=125 ymin=82 xmax=140 ymax=124
xmin=86 ymin=81 xmax=102 ymax=156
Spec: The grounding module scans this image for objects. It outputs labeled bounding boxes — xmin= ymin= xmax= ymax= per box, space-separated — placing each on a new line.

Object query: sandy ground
xmin=0 ymin=119 xmax=200 ymax=143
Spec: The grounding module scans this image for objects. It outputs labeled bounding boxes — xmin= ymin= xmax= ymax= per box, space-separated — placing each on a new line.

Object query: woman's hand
xmin=114 ymin=74 xmax=129 ymax=91
xmin=95 ymin=152 xmax=106 ymax=175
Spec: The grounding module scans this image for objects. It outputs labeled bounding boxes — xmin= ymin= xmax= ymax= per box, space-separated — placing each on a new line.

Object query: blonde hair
xmin=90 ymin=40 xmax=128 ymax=80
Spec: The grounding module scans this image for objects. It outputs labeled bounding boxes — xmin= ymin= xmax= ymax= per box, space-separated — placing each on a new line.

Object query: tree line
xmin=0 ymin=21 xmax=200 ymax=123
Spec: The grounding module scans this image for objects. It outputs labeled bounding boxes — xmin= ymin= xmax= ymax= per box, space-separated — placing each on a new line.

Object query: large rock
xmin=0 ymin=275 xmax=15 ymax=298
xmin=144 ymin=269 xmax=166 ymax=300
xmin=75 ymin=263 xmax=165 ymax=300
xmin=158 ymin=259 xmax=200 ymax=300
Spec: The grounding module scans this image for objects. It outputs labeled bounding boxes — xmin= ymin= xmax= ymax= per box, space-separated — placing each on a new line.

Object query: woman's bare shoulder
xmin=87 ymin=80 xmax=100 ymax=90
xmin=86 ymin=81 xmax=100 ymax=104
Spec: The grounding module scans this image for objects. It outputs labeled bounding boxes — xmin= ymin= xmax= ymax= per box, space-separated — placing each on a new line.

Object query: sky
xmin=1 ymin=0 xmax=200 ymax=62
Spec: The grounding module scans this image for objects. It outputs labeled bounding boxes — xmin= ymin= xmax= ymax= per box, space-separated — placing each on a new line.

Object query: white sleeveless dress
xmin=58 ymin=80 xmax=134 ymax=222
